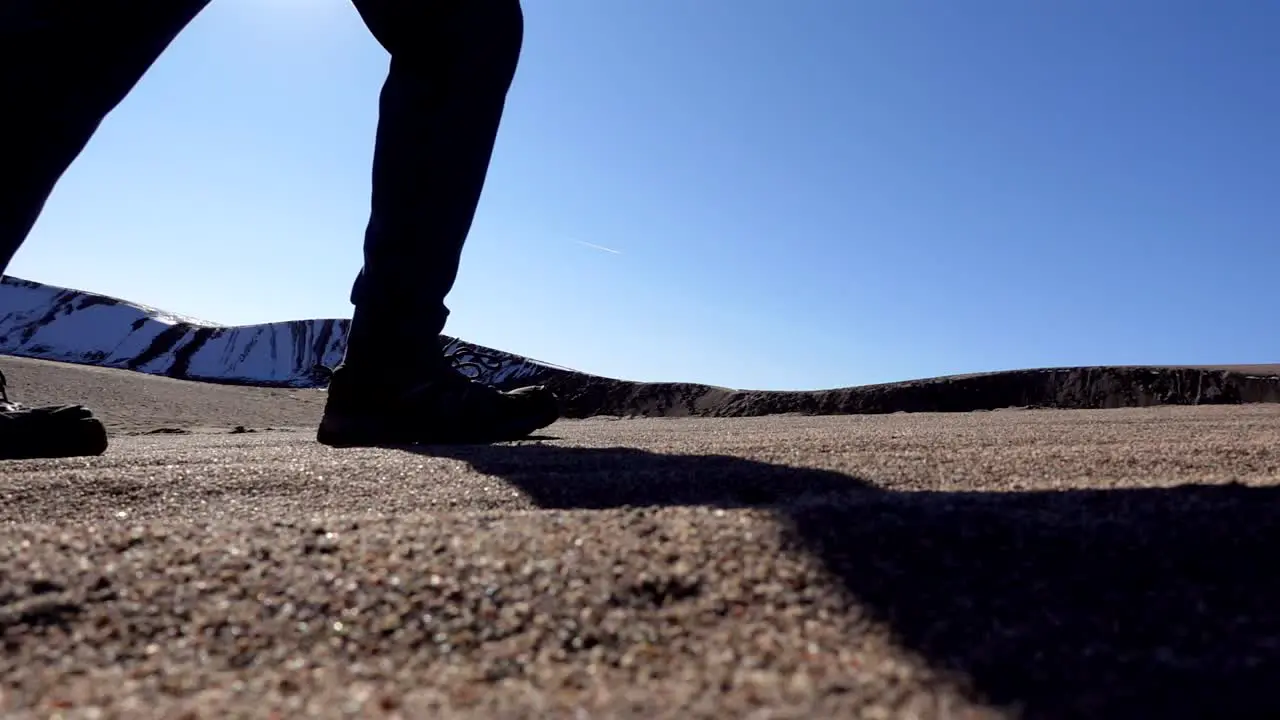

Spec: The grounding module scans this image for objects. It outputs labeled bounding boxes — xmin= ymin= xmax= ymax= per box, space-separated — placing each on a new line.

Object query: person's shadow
xmin=401 ymin=441 xmax=1280 ymax=719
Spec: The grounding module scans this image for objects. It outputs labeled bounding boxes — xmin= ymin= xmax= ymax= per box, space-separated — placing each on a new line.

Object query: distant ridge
xmin=0 ymin=275 xmax=554 ymax=389
xmin=3 ymin=274 xmax=1278 ymax=418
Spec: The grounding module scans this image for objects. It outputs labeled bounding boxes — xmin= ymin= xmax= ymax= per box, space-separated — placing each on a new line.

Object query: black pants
xmin=0 ymin=0 xmax=524 ymax=372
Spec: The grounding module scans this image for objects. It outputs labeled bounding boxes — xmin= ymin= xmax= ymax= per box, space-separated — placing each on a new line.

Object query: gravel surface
xmin=0 ymin=355 xmax=324 ymax=434
xmin=3 ymin=357 xmax=1280 ymax=718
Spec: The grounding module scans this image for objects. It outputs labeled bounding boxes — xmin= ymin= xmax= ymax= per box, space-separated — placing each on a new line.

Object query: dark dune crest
xmin=2 ymin=275 xmax=1278 ymax=418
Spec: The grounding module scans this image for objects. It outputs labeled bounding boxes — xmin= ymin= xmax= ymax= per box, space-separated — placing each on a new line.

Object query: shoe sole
xmin=315 ymin=411 xmax=556 ymax=448
xmin=0 ymin=415 xmax=109 ymax=460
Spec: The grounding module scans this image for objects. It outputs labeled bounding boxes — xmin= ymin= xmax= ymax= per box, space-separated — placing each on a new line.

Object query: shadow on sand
xmin=398 ymin=442 xmax=1280 ymax=719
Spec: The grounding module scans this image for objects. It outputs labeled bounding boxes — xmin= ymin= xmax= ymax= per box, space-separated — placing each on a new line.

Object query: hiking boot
xmin=0 ymin=369 xmax=109 ymax=460
xmin=315 ymin=362 xmax=559 ymax=447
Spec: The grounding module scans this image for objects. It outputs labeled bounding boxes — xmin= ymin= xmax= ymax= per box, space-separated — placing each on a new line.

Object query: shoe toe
xmin=505 ymin=385 xmax=560 ymax=425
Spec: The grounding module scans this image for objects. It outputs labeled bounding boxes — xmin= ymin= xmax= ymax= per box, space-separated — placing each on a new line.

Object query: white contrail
xmin=575 ymin=240 xmax=623 ymax=255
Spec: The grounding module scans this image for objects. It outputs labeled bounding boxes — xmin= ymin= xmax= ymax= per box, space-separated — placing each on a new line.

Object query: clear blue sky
xmin=9 ymin=0 xmax=1279 ymax=390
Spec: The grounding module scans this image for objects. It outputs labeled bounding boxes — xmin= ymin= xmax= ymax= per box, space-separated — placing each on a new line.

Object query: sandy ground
xmin=0 ymin=355 xmax=325 ymax=434
xmin=3 ymin=356 xmax=1280 ymax=719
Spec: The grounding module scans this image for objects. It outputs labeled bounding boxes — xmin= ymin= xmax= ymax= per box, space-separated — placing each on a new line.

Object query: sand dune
xmin=4 ymin=275 xmax=1279 ymax=421
xmin=0 ymin=275 xmax=553 ymax=389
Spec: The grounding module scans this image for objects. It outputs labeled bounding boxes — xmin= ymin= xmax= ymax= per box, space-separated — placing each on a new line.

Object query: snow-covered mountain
xmin=6 ymin=275 xmax=1280 ymax=421
xmin=0 ymin=275 xmax=567 ymax=389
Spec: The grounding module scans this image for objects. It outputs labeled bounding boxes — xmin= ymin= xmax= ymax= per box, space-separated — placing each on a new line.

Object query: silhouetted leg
xmin=318 ymin=1 xmax=557 ymax=446
xmin=0 ymin=1 xmax=211 ymax=274
xmin=343 ymin=0 xmax=524 ymax=374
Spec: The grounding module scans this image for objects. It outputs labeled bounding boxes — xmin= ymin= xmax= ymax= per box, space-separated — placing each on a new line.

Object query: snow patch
xmin=0 ymin=275 xmax=563 ymax=389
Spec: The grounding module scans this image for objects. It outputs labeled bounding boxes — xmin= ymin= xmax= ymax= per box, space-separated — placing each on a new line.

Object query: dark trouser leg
xmin=343 ymin=0 xmax=525 ymax=375
xmin=0 ymin=2 xmax=211 ymax=274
